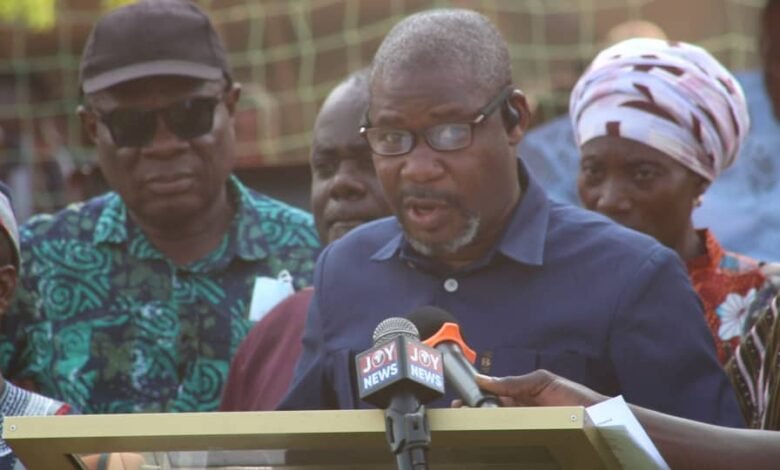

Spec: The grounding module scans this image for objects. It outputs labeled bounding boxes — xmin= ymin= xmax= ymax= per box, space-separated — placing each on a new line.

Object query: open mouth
xmin=403 ymin=197 xmax=451 ymax=231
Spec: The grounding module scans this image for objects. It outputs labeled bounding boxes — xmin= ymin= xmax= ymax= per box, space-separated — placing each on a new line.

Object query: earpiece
xmin=502 ymin=101 xmax=520 ymax=130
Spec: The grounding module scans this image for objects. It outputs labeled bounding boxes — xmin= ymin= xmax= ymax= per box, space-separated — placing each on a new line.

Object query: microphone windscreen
xmin=372 ymin=317 xmax=420 ymax=346
xmin=407 ymin=306 xmax=459 ymax=340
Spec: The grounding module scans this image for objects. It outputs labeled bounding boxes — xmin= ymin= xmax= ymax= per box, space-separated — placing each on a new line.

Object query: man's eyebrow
xmin=370 ymin=112 xmax=405 ymax=127
xmin=428 ymin=104 xmax=469 ymax=120
xmin=371 ymin=107 xmax=470 ymax=127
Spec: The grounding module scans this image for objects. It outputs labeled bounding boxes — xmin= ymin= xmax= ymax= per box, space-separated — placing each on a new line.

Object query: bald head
xmin=371 ymin=9 xmax=512 ymax=96
xmin=315 ymin=68 xmax=370 ymax=131
xmin=310 ymin=68 xmax=390 ymax=244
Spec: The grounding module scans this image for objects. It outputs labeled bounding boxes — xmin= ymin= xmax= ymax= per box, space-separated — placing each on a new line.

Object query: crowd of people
xmin=2 ymin=0 xmax=780 ymax=468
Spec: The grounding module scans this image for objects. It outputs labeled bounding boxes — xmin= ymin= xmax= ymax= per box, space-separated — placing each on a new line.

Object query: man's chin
xmin=401 ymin=214 xmax=480 ymax=258
xmin=401 ymin=222 xmax=447 ymax=253
xmin=404 ymin=230 xmax=469 ymax=258
xmin=327 ymin=221 xmax=364 ymax=243
xmin=132 ymin=199 xmax=205 ymax=227
xmin=406 ymin=235 xmax=445 ymax=257
xmin=327 ymin=226 xmax=352 ymax=243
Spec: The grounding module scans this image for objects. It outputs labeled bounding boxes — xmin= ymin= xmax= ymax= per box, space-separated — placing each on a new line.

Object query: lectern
xmin=4 ymin=406 xmax=620 ymax=469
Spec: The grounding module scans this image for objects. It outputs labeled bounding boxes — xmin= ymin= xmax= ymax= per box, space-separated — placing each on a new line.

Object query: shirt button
xmin=444 ymin=278 xmax=458 ymax=292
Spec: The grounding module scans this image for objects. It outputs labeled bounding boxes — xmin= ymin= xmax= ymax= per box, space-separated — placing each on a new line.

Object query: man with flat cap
xmin=279 ymin=8 xmax=744 ymax=428
xmin=0 ymin=0 xmax=319 ymax=413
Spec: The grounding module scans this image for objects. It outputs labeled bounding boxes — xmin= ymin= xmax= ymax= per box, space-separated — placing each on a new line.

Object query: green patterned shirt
xmin=0 ymin=176 xmax=320 ymax=413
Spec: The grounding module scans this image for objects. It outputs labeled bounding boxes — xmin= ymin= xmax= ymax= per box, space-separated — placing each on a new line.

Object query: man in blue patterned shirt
xmin=0 ymin=0 xmax=320 ymax=413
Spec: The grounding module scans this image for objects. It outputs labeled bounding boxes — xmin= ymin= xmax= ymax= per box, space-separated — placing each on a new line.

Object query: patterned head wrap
xmin=569 ymin=38 xmax=749 ymax=181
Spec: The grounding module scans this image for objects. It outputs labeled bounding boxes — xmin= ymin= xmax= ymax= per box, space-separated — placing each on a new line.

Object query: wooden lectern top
xmin=4 ymin=406 xmax=620 ymax=469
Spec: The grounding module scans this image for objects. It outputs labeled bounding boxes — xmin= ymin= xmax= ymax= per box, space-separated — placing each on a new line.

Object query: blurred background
xmin=0 ymin=0 xmax=766 ymax=216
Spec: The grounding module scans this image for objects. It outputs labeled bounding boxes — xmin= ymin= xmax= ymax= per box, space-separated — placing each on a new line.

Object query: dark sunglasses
xmin=92 ymin=96 xmax=221 ymax=148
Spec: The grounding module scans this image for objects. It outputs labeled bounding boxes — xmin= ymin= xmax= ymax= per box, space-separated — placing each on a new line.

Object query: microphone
xmin=355 ymin=317 xmax=445 ymax=470
xmin=408 ymin=306 xmax=501 ymax=408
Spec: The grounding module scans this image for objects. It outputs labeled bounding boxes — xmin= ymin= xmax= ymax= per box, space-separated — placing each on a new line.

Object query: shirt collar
xmin=371 ymin=159 xmax=550 ymax=267
xmin=92 ymin=176 xmax=269 ymax=264
xmin=229 ymin=176 xmax=270 ymax=261
xmin=93 ymin=192 xmax=128 ymax=245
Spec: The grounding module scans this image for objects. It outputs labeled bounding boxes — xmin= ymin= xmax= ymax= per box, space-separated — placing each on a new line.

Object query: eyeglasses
xmin=359 ymin=86 xmax=514 ymax=157
xmin=91 ymin=96 xmax=221 ymax=148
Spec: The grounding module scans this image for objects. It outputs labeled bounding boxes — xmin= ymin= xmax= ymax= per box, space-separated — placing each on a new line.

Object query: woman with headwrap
xmin=569 ymin=38 xmax=776 ymax=367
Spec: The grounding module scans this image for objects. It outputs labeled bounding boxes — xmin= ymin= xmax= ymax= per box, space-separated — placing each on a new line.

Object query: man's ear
xmin=506 ymin=89 xmax=530 ymax=146
xmin=224 ymin=82 xmax=242 ymax=116
xmin=0 ymin=265 xmax=17 ymax=313
xmin=77 ymin=105 xmax=99 ymax=144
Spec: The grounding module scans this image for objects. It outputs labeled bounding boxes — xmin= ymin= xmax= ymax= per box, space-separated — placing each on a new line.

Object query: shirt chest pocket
xmin=482 ymin=346 xmax=590 ymax=385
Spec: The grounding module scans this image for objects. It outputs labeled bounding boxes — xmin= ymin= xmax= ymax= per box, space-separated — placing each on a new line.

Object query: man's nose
xmin=140 ymin=115 xmax=188 ymax=157
xmin=330 ymin=162 xmax=368 ymax=201
xmin=399 ymin=139 xmax=446 ymax=184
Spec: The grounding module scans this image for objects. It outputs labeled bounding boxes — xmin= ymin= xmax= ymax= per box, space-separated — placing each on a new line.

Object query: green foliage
xmin=0 ymin=0 xmax=136 ymax=31
xmin=0 ymin=0 xmax=56 ymax=30
xmin=101 ymin=0 xmax=136 ymax=11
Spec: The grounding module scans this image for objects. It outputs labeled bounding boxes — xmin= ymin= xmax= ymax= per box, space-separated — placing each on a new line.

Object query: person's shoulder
xmin=240 ymin=186 xmax=315 ymax=227
xmin=264 ymin=288 xmax=315 ymax=322
xmin=234 ymin=180 xmax=319 ymax=251
xmin=721 ymin=249 xmax=767 ymax=273
xmin=325 ymin=216 xmax=399 ymax=257
xmin=20 ymin=192 xmax=117 ymax=245
xmin=247 ymin=288 xmax=314 ymax=340
xmin=309 ymin=217 xmax=399 ymax=274
xmin=236 ymin=288 xmax=314 ymax=364
xmin=546 ymin=202 xmax=666 ymax=259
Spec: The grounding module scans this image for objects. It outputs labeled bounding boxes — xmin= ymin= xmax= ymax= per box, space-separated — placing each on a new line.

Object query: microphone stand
xmin=384 ymin=392 xmax=431 ymax=470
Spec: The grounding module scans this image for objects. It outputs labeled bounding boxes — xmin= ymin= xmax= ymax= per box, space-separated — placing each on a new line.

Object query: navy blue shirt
xmin=280 ymin=163 xmax=744 ymax=428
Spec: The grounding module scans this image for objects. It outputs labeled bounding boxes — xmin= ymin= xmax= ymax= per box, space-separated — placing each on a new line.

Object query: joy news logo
xmin=406 ymin=342 xmax=444 ymax=391
xmin=357 ymin=340 xmax=400 ymax=393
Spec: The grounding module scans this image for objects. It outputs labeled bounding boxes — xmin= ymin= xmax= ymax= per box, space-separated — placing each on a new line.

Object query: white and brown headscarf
xmin=569 ymin=38 xmax=749 ymax=181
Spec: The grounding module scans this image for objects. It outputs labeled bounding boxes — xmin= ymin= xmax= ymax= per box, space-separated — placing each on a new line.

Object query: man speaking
xmin=280 ymin=8 xmax=744 ymax=427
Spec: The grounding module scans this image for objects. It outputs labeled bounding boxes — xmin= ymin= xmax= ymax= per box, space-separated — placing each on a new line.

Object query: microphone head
xmin=407 ymin=306 xmax=477 ymax=364
xmin=407 ymin=306 xmax=460 ymax=340
xmin=358 ymin=316 xmax=444 ymax=407
xmin=372 ymin=317 xmax=420 ymax=346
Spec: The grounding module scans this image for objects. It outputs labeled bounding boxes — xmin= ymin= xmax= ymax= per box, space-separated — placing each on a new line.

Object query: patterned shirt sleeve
xmin=726 ymin=291 xmax=780 ymax=429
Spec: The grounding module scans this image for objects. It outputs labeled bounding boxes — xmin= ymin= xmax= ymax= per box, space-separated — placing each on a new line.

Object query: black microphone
xmin=408 ymin=306 xmax=501 ymax=408
xmin=355 ymin=317 xmax=445 ymax=470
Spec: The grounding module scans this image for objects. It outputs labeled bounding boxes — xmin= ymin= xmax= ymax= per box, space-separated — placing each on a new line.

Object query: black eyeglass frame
xmin=88 ymin=95 xmax=223 ymax=148
xmin=359 ymin=85 xmax=515 ymax=157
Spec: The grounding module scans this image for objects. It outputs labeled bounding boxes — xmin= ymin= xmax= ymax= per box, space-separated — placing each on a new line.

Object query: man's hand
xmin=474 ymin=369 xmax=608 ymax=408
